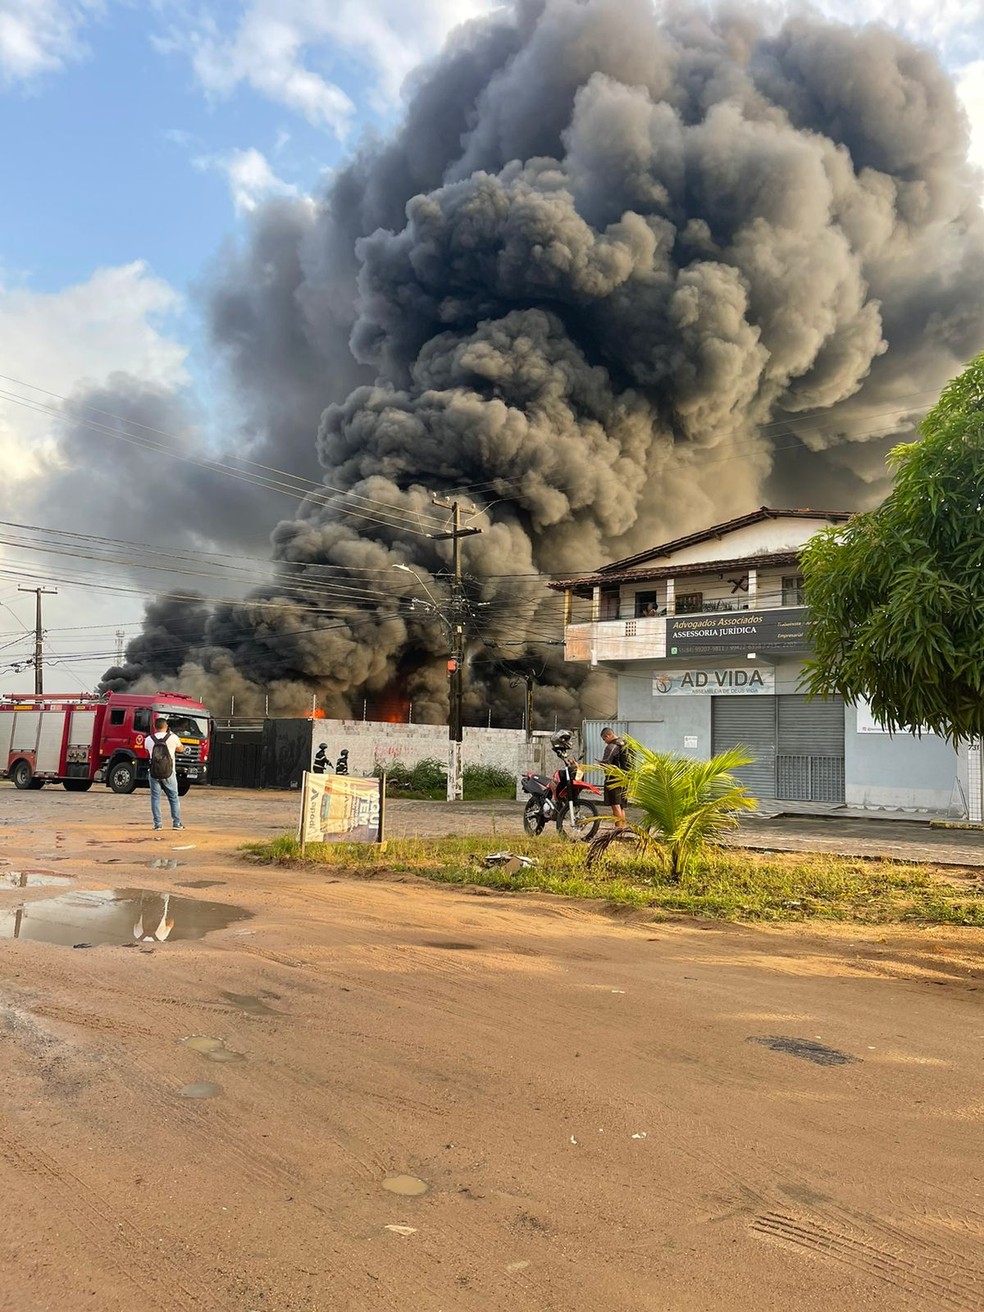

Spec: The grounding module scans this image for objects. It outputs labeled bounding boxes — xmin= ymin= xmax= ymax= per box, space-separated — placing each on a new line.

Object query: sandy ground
xmin=1 ymin=784 xmax=983 ymax=1312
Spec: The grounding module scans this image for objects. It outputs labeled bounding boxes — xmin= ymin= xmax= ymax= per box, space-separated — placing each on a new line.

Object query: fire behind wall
xmin=101 ymin=0 xmax=984 ymax=726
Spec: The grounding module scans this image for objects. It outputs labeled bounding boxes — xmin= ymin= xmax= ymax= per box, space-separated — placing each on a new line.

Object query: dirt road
xmin=1 ymin=785 xmax=982 ymax=1311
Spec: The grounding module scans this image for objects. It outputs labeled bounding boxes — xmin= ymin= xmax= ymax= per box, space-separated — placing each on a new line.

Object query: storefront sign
xmin=667 ymin=607 xmax=808 ymax=656
xmin=652 ymin=667 xmax=775 ymax=696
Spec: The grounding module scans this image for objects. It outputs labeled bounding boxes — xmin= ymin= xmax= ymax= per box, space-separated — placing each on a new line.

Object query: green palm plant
xmin=590 ymin=739 xmax=757 ymax=878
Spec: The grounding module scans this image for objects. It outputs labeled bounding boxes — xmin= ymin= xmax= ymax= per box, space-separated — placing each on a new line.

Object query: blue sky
xmin=0 ymin=0 xmax=981 ymax=690
xmin=1 ymin=4 xmax=397 ymax=294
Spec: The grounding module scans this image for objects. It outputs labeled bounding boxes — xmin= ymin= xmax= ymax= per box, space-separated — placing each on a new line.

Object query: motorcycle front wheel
xmin=557 ymin=799 xmax=600 ymax=842
xmin=523 ymin=798 xmax=546 ymax=837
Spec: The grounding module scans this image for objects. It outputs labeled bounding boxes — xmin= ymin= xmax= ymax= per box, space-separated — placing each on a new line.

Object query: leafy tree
xmin=802 ymin=351 xmax=984 ymax=743
xmin=589 ymin=741 xmax=757 ymax=878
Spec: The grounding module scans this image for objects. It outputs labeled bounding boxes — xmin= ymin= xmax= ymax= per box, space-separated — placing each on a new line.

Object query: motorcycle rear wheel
xmin=523 ymin=798 xmax=546 ymax=837
xmin=557 ymin=799 xmax=600 ymax=842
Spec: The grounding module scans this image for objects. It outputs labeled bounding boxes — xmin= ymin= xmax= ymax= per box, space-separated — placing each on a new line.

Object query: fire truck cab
xmin=0 ymin=691 xmax=212 ymax=795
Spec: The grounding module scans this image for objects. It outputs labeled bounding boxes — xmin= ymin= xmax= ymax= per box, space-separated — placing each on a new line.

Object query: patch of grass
xmin=462 ymin=764 xmax=518 ymax=800
xmin=241 ymin=832 xmax=984 ymax=927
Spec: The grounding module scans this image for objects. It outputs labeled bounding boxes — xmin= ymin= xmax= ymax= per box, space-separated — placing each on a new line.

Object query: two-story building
xmin=550 ymin=507 xmax=972 ymax=814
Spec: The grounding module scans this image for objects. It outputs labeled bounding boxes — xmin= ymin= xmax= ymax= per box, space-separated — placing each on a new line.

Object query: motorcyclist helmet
xmin=550 ymin=729 xmax=573 ymax=752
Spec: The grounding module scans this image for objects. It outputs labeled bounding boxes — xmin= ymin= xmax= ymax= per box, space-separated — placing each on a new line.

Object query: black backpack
xmin=149 ymin=733 xmax=173 ymax=781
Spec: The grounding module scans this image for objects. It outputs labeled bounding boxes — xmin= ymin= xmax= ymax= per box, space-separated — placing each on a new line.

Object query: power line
xmin=0 ymin=387 xmax=441 ymax=539
xmin=0 ymin=373 xmax=453 ymax=527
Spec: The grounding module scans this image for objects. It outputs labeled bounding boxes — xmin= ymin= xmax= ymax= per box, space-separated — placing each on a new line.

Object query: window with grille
xmin=676 ymin=591 xmax=703 ymax=614
xmin=781 ymin=575 xmax=805 ymax=606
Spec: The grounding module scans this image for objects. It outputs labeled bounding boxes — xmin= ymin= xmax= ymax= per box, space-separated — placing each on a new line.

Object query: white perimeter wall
xmin=312 ymin=720 xmax=533 ymax=786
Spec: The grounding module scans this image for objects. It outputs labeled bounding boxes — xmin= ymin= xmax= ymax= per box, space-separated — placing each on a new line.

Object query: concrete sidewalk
xmin=735 ymin=811 xmax=984 ymax=870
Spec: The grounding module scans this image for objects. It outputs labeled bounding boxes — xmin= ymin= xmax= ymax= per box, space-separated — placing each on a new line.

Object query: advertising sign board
xmin=299 ymin=771 xmax=384 ymax=847
xmin=668 ymin=607 xmax=808 ymax=656
xmin=652 ymin=667 xmax=775 ymax=696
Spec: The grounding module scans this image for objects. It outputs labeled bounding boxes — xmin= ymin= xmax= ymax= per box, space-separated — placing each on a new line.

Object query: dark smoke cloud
xmin=106 ymin=0 xmax=984 ymax=723
xmin=102 ymin=594 xmax=210 ymax=691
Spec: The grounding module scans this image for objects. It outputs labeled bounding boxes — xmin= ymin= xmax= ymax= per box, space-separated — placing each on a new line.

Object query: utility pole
xmin=115 ymin=629 xmax=126 ymax=664
xmin=18 ymin=587 xmax=57 ymax=695
xmin=430 ymin=498 xmax=481 ymax=801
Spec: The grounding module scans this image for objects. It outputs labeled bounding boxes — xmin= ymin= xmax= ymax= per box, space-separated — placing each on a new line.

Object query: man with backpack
xmin=599 ymin=727 xmax=630 ymax=827
xmin=146 ymin=715 xmax=188 ymax=831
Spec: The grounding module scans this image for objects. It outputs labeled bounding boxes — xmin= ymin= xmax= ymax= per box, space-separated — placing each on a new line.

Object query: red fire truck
xmin=0 ymin=691 xmax=212 ymax=795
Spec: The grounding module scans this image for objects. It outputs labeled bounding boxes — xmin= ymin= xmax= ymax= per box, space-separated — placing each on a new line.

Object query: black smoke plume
xmin=106 ymin=0 xmax=984 ymax=723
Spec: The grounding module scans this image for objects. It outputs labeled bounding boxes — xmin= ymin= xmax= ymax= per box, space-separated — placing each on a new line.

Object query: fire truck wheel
xmin=64 ymin=780 xmax=93 ymax=792
xmin=176 ymin=777 xmax=191 ymax=797
xmin=107 ymin=759 xmax=137 ymax=794
xmin=11 ymin=760 xmax=34 ymax=790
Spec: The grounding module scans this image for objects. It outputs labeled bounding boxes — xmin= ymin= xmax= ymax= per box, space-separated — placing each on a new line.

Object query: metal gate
xmin=581 ymin=718 xmax=628 ymax=788
xmin=711 ymin=698 xmax=777 ymax=799
xmin=776 ymin=695 xmax=844 ymax=803
xmin=209 ymin=728 xmax=264 ymax=788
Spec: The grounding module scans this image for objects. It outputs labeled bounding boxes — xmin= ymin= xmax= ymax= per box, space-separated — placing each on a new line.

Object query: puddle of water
xmin=182 ymin=1035 xmax=225 ymax=1053
xmin=219 ymin=991 xmax=277 ymax=1015
xmin=180 ymin=1035 xmax=246 ymax=1064
xmin=747 ymin=1036 xmax=858 ymax=1067
xmin=146 ymin=858 xmax=181 ymax=869
xmin=176 ymin=879 xmax=225 ymax=889
xmin=0 ymin=870 xmax=72 ymax=888
xmin=420 ymin=941 xmax=478 ymax=951
xmin=381 ymin=1175 xmax=429 ymax=1197
xmin=178 ymin=1082 xmax=222 ymax=1099
xmin=0 ymin=889 xmax=252 ymax=947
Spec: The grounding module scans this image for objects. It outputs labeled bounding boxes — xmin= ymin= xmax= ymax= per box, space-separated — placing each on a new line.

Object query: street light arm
xmin=392 ymin=562 xmax=441 ymax=609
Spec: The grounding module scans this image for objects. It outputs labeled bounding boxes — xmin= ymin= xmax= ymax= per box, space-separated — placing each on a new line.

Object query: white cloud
xmin=0 ymin=261 xmax=187 ymax=482
xmin=0 ymin=0 xmax=103 ymax=83
xmin=195 ymin=145 xmax=299 ymax=214
xmin=956 ymin=59 xmax=984 ymax=175
xmin=163 ymin=0 xmax=496 ymax=133
xmin=0 ymin=261 xmax=189 ymax=692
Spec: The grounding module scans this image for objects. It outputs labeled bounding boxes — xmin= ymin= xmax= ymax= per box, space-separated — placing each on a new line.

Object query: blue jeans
xmin=150 ymin=775 xmax=181 ymax=828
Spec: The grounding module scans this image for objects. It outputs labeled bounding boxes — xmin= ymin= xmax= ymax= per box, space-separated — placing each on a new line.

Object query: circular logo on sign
xmin=134 ymin=734 xmax=144 ymax=747
xmin=654 ymin=675 xmax=673 ymax=694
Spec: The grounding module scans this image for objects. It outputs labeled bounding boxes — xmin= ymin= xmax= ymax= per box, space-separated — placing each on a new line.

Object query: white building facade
xmin=551 ymin=508 xmax=970 ymax=815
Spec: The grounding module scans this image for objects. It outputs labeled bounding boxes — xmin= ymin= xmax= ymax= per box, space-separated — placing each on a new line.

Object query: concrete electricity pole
xmin=18 ymin=586 xmax=57 ymax=695
xmin=430 ymin=498 xmax=481 ymax=801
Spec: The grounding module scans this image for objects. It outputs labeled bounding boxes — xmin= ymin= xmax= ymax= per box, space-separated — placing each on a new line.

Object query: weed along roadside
xmin=254 ymin=741 xmax=984 ymax=927
xmin=243 ymin=832 xmax=984 ymax=927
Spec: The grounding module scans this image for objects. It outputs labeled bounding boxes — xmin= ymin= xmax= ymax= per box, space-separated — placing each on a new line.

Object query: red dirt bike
xmin=521 ymin=730 xmax=602 ymax=841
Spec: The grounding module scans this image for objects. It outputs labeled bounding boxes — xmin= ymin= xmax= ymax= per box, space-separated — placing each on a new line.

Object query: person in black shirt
xmin=599 ymin=727 xmax=628 ymax=826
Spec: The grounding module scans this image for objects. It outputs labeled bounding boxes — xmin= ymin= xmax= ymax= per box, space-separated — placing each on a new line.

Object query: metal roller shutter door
xmin=711 ymin=698 xmax=776 ymax=799
xmin=776 ymin=695 xmax=844 ymax=802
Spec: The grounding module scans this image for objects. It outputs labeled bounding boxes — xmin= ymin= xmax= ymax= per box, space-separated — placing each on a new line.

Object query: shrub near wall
xmin=375 ymin=760 xmax=516 ymax=800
